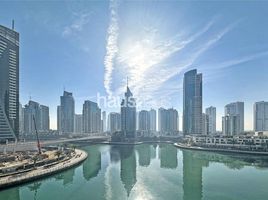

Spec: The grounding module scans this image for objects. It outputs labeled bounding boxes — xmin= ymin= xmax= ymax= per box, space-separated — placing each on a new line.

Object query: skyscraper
xmin=223 ymin=102 xmax=244 ymax=135
xmin=222 ymin=115 xmax=240 ymax=136
xmin=83 ymin=100 xmax=101 ymax=133
xmin=74 ymin=114 xmax=83 ymax=133
xmin=121 ymin=85 xmax=136 ymax=138
xmin=149 ymin=109 xmax=156 ymax=132
xmin=158 ymin=108 xmax=168 ymax=134
xmin=158 ymin=108 xmax=179 ymax=135
xmin=102 ymin=111 xmax=106 ymax=132
xmin=57 ymin=91 xmax=75 ymax=134
xmin=39 ymin=105 xmax=49 ymax=132
xmin=167 ymin=108 xmax=179 ymax=134
xmin=109 ymin=112 xmax=121 ymax=133
xmin=138 ymin=110 xmax=150 ymax=135
xmin=205 ymin=106 xmax=216 ymax=135
xmin=0 ymin=23 xmax=19 ymax=141
xmin=23 ymin=101 xmax=49 ymax=134
xmin=254 ymin=101 xmax=268 ymax=132
xmin=19 ymin=103 xmax=24 ymax=136
xmin=24 ymin=101 xmax=40 ymax=135
xmin=183 ymin=69 xmax=202 ymax=135
xmin=202 ymin=113 xmax=208 ymax=135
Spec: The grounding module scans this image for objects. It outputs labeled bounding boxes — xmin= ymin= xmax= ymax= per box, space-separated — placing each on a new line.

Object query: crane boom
xmin=33 ymin=115 xmax=41 ymax=154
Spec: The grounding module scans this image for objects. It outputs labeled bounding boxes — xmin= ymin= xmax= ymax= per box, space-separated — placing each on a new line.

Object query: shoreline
xmin=0 ymin=149 xmax=88 ymax=190
xmin=174 ymin=143 xmax=268 ymax=156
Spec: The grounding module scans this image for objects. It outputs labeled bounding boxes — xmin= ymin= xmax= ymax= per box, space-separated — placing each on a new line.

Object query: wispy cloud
xmin=104 ymin=0 xmax=119 ymax=98
xmin=113 ymin=18 xmax=219 ymax=99
xmin=62 ymin=12 xmax=92 ymax=37
xmin=204 ymin=51 xmax=268 ymax=70
xmin=110 ymin=18 xmax=237 ymax=109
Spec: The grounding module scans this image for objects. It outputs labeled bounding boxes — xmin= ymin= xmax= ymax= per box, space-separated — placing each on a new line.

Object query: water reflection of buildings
xmin=110 ymin=146 xmax=121 ymax=163
xmin=159 ymin=144 xmax=178 ymax=169
xmin=137 ymin=145 xmax=151 ymax=167
xmin=181 ymin=149 xmax=268 ymax=200
xmin=110 ymin=145 xmax=137 ymax=197
xmin=83 ymin=147 xmax=101 ymax=181
xmin=54 ymin=167 xmax=75 ymax=186
xmin=1 ymin=187 xmax=20 ymax=200
xmin=151 ymin=145 xmax=157 ymax=159
xmin=182 ymin=151 xmax=209 ymax=200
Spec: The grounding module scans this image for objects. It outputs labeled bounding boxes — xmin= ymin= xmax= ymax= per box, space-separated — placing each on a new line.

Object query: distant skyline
xmin=1 ymin=1 xmax=268 ymax=130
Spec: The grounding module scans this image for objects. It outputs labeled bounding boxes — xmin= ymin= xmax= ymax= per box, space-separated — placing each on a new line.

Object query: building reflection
xmin=136 ymin=144 xmax=151 ymax=167
xmin=181 ymin=149 xmax=268 ymax=200
xmin=83 ymin=147 xmax=101 ymax=181
xmin=63 ymin=168 xmax=75 ymax=186
xmin=182 ymin=150 xmax=209 ymax=200
xmin=54 ymin=167 xmax=75 ymax=186
xmin=159 ymin=144 xmax=178 ymax=169
xmin=111 ymin=145 xmax=137 ymax=197
xmin=0 ymin=187 xmax=20 ymax=200
xmin=110 ymin=145 xmax=121 ymax=164
xmin=150 ymin=145 xmax=156 ymax=160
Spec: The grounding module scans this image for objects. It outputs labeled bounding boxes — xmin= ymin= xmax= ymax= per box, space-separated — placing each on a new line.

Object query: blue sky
xmin=1 ymin=0 xmax=268 ymax=130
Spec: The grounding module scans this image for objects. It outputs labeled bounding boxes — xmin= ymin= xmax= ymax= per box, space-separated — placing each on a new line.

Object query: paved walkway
xmin=0 ymin=149 xmax=87 ymax=190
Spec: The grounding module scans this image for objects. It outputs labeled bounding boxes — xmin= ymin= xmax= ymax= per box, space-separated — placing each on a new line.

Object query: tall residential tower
xmin=57 ymin=91 xmax=75 ymax=134
xmin=205 ymin=106 xmax=216 ymax=135
xmin=0 ymin=23 xmax=19 ymax=141
xmin=183 ymin=69 xmax=202 ymax=135
xmin=254 ymin=101 xmax=268 ymax=132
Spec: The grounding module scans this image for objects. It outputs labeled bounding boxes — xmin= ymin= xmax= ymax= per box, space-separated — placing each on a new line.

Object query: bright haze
xmin=0 ymin=1 xmax=268 ymax=130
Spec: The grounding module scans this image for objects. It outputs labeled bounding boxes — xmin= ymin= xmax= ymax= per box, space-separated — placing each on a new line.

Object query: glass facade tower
xmin=0 ymin=24 xmax=19 ymax=141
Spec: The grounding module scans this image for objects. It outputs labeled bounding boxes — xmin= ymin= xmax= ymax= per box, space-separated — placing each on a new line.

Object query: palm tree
xmin=32 ymin=155 xmax=38 ymax=168
xmin=54 ymin=150 xmax=62 ymax=160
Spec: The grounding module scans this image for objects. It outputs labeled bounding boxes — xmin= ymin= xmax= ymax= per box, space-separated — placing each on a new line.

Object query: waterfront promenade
xmin=0 ymin=149 xmax=87 ymax=190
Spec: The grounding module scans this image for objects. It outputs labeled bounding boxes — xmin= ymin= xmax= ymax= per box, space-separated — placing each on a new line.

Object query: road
xmin=0 ymin=135 xmax=110 ymax=152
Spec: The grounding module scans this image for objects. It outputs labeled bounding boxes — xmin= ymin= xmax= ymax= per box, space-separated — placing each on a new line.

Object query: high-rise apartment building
xmin=0 ymin=23 xmax=19 ymax=141
xmin=39 ymin=105 xmax=49 ymax=132
xmin=23 ymin=101 xmax=49 ymax=134
xmin=74 ymin=114 xmax=83 ymax=133
xmin=222 ymin=115 xmax=240 ymax=136
xmin=158 ymin=108 xmax=179 ymax=135
xmin=202 ymin=113 xmax=208 ymax=135
xmin=57 ymin=91 xmax=75 ymax=134
xmin=102 ymin=111 xmax=107 ymax=132
xmin=254 ymin=101 xmax=268 ymax=132
xmin=223 ymin=102 xmax=244 ymax=135
xmin=83 ymin=100 xmax=101 ymax=133
xmin=183 ymin=69 xmax=202 ymax=135
xmin=205 ymin=106 xmax=216 ymax=135
xmin=158 ymin=108 xmax=168 ymax=133
xmin=109 ymin=112 xmax=121 ymax=133
xmin=149 ymin=109 xmax=156 ymax=132
xmin=19 ymin=103 xmax=24 ymax=136
xmin=139 ymin=110 xmax=150 ymax=131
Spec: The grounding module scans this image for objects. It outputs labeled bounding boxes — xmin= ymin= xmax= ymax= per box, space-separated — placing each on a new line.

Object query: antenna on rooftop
xmin=127 ymin=76 xmax=128 ymax=87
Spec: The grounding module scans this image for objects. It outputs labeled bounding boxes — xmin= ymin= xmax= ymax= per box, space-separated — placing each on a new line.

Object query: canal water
xmin=1 ymin=144 xmax=268 ymax=200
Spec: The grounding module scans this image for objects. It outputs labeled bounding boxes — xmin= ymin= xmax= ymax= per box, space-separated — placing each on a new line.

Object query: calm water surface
xmin=1 ymin=144 xmax=268 ymax=200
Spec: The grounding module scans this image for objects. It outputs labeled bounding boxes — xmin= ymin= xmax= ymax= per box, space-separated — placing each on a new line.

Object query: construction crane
xmin=33 ymin=115 xmax=42 ymax=154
